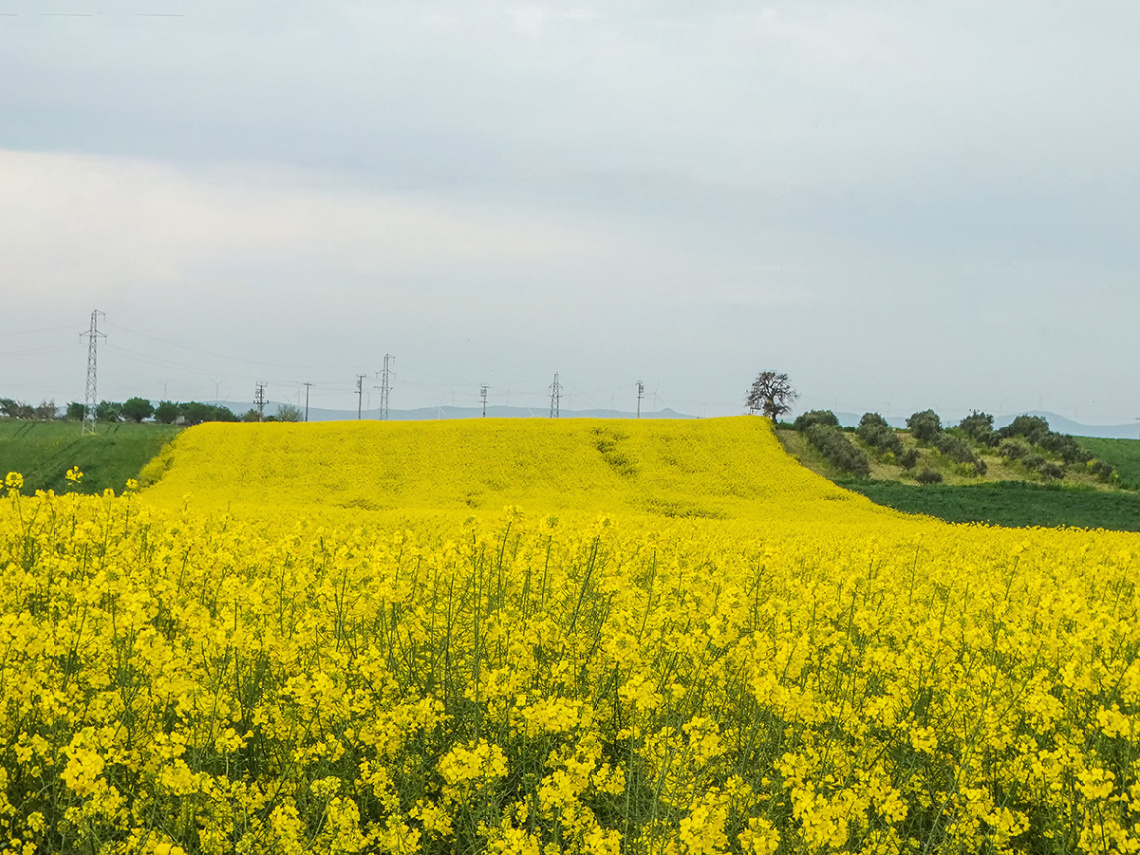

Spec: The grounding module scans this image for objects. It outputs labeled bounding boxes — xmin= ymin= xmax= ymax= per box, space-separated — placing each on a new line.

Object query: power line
xmin=102 ymin=320 xmax=364 ymax=372
xmin=379 ymin=354 xmax=394 ymax=421
xmin=79 ymin=310 xmax=105 ymax=435
xmin=549 ymin=372 xmax=561 ymax=418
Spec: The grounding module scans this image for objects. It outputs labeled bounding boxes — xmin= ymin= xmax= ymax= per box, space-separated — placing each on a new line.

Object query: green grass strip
xmin=0 ymin=421 xmax=182 ymax=495
xmin=840 ymin=479 xmax=1140 ymax=532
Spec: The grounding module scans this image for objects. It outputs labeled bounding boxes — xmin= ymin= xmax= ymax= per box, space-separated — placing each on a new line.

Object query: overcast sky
xmin=3 ymin=1 xmax=1139 ymax=424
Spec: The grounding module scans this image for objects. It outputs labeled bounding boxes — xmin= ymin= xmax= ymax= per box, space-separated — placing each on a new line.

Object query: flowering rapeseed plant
xmin=0 ymin=417 xmax=1137 ymax=853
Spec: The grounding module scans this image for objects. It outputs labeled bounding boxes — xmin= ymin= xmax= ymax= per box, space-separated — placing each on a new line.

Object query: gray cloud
xmin=3 ymin=1 xmax=1139 ymax=422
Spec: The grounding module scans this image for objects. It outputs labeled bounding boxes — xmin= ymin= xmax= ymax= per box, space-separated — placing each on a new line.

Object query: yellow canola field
xmin=1 ymin=417 xmax=1139 ymax=855
xmin=139 ymin=417 xmax=890 ymax=524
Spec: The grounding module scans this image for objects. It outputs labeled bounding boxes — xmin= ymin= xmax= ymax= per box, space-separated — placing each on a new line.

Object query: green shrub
xmin=916 ymin=468 xmax=943 ymax=485
xmin=1088 ymin=459 xmax=1118 ymax=483
xmin=804 ymin=424 xmax=871 ymax=478
xmin=958 ymin=410 xmax=995 ymax=444
xmin=857 ymin=413 xmax=904 ymax=457
xmin=1039 ymin=462 xmax=1065 ymax=480
xmin=1037 ymin=432 xmax=1091 ymax=465
xmin=934 ymin=434 xmax=979 ymax=466
xmin=899 ymin=448 xmax=920 ymax=470
xmin=999 ymin=441 xmax=1028 ymax=462
xmin=794 ymin=410 xmax=840 ymax=431
xmin=907 ymin=409 xmax=943 ymax=443
xmin=998 ymin=415 xmax=1050 ymax=444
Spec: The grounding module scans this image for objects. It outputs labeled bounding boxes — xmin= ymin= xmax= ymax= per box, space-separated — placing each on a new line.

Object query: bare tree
xmin=745 ymin=371 xmax=798 ymax=419
xmin=275 ymin=403 xmax=304 ymax=422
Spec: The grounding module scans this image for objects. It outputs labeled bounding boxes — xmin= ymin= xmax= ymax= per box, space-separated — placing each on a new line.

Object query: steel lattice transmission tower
xmin=80 ymin=310 xmax=105 ymax=435
xmin=549 ymin=372 xmax=561 ymax=418
xmin=379 ymin=354 xmax=394 ymax=420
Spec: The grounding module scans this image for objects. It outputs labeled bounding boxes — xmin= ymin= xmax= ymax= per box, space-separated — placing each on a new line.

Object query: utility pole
xmin=254 ymin=383 xmax=266 ymax=422
xmin=480 ymin=384 xmax=489 ymax=417
xmin=379 ymin=354 xmax=394 ymax=420
xmin=303 ymin=382 xmax=313 ymax=422
xmin=356 ymin=374 xmax=366 ymax=419
xmin=79 ymin=309 xmax=105 ymax=435
xmin=549 ymin=372 xmax=561 ymax=418
xmin=636 ymin=380 xmax=645 ymax=419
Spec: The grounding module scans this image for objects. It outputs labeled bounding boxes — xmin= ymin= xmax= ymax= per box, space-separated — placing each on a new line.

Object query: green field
xmin=1079 ymin=436 xmax=1140 ymax=489
xmin=841 ymin=479 xmax=1140 ymax=531
xmin=0 ymin=420 xmax=182 ymax=494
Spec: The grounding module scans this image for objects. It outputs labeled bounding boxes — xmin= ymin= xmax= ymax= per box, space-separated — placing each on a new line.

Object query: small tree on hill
xmin=907 ymin=409 xmax=942 ymax=443
xmin=745 ymin=371 xmax=797 ymax=419
xmin=154 ymin=401 xmax=180 ymax=424
xmin=121 ymin=397 xmax=155 ymax=423
xmin=793 ymin=410 xmax=839 ymax=431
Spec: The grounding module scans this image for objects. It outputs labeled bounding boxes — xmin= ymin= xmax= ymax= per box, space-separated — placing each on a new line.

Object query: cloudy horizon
xmin=4 ymin=2 xmax=1139 ymax=426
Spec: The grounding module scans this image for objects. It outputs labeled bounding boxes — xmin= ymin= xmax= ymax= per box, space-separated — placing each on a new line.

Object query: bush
xmin=899 ymin=448 xmax=920 ymax=470
xmin=999 ymin=441 xmax=1027 ymax=462
xmin=958 ymin=411 xmax=997 ymax=446
xmin=907 ymin=409 xmax=943 ymax=443
xmin=1039 ymin=462 xmax=1065 ymax=480
xmin=934 ymin=434 xmax=974 ymax=463
xmin=1088 ymin=459 xmax=1118 ymax=483
xmin=915 ymin=468 xmax=943 ymax=485
xmin=794 ymin=410 xmax=840 ymax=431
xmin=804 ymin=424 xmax=871 ymax=478
xmin=1037 ymin=432 xmax=1090 ymax=465
xmin=998 ymin=415 xmax=1050 ymax=445
xmin=857 ymin=413 xmax=904 ymax=458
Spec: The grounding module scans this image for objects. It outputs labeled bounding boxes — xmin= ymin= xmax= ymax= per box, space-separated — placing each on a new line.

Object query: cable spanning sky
xmin=3 ymin=2 xmax=1139 ymax=425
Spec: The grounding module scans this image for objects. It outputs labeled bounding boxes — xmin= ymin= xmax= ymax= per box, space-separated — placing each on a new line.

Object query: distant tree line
xmin=1 ymin=397 xmax=304 ymax=425
xmin=0 ymin=398 xmax=59 ymax=420
xmin=788 ymin=408 xmax=1117 ymax=485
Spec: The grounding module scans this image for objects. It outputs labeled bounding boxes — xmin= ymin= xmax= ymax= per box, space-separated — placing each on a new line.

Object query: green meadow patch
xmin=840 ymin=479 xmax=1140 ymax=532
xmin=0 ymin=420 xmax=182 ymax=495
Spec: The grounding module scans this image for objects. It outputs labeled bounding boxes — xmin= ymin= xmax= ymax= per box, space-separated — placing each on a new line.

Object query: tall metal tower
xmin=255 ymin=383 xmax=267 ymax=422
xmin=379 ymin=354 xmax=394 ymax=420
xmin=549 ymin=372 xmax=561 ymax=418
xmin=636 ymin=380 xmax=645 ymax=419
xmin=480 ymin=384 xmax=489 ymax=417
xmin=80 ymin=310 xmax=105 ymax=435
xmin=303 ymin=382 xmax=314 ymax=422
xmin=355 ymin=375 xmax=366 ymax=419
